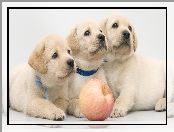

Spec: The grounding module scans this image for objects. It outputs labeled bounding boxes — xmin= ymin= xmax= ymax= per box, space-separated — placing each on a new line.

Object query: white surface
xmin=4 ymin=112 xmax=174 ymax=131
xmin=9 ymin=109 xmax=166 ymax=124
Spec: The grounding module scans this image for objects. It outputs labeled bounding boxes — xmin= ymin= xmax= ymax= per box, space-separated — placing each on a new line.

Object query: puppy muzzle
xmin=121 ymin=33 xmax=131 ymax=47
xmin=122 ymin=31 xmax=130 ymax=40
xmin=98 ymin=36 xmax=107 ymax=50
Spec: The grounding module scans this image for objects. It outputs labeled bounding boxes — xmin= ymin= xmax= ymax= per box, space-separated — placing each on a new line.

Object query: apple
xmin=79 ymin=78 xmax=114 ymax=121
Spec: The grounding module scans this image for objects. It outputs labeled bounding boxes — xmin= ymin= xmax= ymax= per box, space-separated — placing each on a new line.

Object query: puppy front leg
xmin=53 ymin=98 xmax=69 ymax=113
xmin=25 ymin=98 xmax=65 ymax=120
xmin=110 ymin=88 xmax=135 ymax=118
xmin=68 ymin=98 xmax=84 ymax=118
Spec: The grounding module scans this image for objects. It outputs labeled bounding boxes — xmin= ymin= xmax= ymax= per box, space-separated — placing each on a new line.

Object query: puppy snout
xmin=122 ymin=31 xmax=130 ymax=39
xmin=98 ymin=34 xmax=106 ymax=49
xmin=67 ymin=59 xmax=74 ymax=68
xmin=98 ymin=34 xmax=105 ymax=42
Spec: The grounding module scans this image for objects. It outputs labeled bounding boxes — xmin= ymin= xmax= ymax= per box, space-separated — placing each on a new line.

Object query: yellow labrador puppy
xmin=9 ymin=34 xmax=75 ymax=120
xmin=100 ymin=14 xmax=166 ymax=118
xmin=67 ymin=20 xmax=108 ymax=118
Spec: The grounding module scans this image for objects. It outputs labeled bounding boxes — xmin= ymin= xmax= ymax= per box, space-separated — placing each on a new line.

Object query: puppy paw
xmin=110 ymin=104 xmax=128 ymax=118
xmin=45 ymin=108 xmax=65 ymax=121
xmin=155 ymin=98 xmax=166 ymax=112
xmin=68 ymin=98 xmax=85 ymax=118
xmin=74 ymin=108 xmax=85 ymax=118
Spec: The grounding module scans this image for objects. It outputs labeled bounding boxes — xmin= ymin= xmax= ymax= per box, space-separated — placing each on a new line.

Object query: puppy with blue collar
xmin=9 ymin=34 xmax=75 ymax=120
xmin=67 ymin=20 xmax=108 ymax=118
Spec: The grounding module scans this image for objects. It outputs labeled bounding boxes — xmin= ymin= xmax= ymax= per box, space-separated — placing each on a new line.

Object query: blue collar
xmin=76 ymin=67 xmax=99 ymax=76
xmin=35 ymin=75 xmax=49 ymax=99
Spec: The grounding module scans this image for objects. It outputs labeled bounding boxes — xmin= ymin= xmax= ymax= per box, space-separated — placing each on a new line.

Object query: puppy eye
xmin=84 ymin=30 xmax=90 ymax=36
xmin=52 ymin=52 xmax=58 ymax=59
xmin=100 ymin=30 xmax=102 ymax=33
xmin=112 ymin=23 xmax=118 ymax=28
xmin=128 ymin=25 xmax=132 ymax=32
xmin=67 ymin=49 xmax=71 ymax=54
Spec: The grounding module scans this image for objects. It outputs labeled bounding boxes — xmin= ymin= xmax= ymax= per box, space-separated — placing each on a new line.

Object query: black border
xmin=7 ymin=7 xmax=167 ymax=125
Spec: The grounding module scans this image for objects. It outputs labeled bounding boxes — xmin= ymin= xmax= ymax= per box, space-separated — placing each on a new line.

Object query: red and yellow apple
xmin=79 ymin=78 xmax=114 ymax=121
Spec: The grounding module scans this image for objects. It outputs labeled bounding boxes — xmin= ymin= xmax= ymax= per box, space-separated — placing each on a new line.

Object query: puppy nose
xmin=122 ymin=31 xmax=130 ymax=39
xmin=98 ymin=34 xmax=105 ymax=41
xmin=67 ymin=59 xmax=74 ymax=68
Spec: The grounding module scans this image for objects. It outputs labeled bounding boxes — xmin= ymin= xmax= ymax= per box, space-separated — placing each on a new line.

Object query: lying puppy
xmin=67 ymin=20 xmax=108 ymax=118
xmin=100 ymin=14 xmax=166 ymax=117
xmin=9 ymin=34 xmax=75 ymax=120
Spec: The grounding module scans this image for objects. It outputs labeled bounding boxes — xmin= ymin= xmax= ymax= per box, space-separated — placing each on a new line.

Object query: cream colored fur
xmin=67 ymin=20 xmax=108 ymax=118
xmin=100 ymin=14 xmax=167 ymax=118
xmin=9 ymin=34 xmax=75 ymax=120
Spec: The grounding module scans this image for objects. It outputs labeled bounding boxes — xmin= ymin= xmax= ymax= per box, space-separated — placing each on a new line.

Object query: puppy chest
xmin=69 ymin=74 xmax=92 ymax=99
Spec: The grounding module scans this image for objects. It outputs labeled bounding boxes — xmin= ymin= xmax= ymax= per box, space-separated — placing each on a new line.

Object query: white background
xmin=2 ymin=2 xmax=174 ymax=132
xmin=9 ymin=9 xmax=166 ymax=70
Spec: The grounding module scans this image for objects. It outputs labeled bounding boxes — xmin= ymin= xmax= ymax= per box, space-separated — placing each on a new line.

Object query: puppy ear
xmin=28 ymin=41 xmax=47 ymax=74
xmin=99 ymin=17 xmax=108 ymax=37
xmin=67 ymin=27 xmax=79 ymax=55
xmin=132 ymin=26 xmax=138 ymax=52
